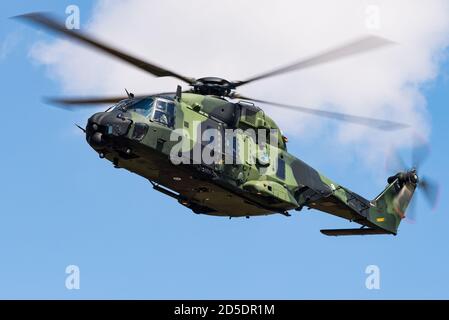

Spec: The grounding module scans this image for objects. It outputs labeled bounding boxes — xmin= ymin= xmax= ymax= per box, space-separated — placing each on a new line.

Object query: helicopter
xmin=15 ymin=12 xmax=439 ymax=236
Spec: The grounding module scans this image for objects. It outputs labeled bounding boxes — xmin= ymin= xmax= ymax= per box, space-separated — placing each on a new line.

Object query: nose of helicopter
xmin=86 ymin=110 xmax=132 ymax=149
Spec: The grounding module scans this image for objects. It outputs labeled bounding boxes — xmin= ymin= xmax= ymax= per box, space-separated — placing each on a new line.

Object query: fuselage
xmin=84 ymin=92 xmax=412 ymax=235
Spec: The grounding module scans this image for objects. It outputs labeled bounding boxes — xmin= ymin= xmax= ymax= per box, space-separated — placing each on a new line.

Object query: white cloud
xmin=0 ymin=32 xmax=20 ymax=61
xmin=30 ymin=0 xmax=449 ymax=173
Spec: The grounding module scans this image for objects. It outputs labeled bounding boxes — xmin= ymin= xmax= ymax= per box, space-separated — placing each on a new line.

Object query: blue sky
xmin=1 ymin=1 xmax=449 ymax=299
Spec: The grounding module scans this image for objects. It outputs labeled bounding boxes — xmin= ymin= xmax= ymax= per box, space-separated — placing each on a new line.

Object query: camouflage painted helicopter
xmin=17 ymin=12 xmax=438 ymax=236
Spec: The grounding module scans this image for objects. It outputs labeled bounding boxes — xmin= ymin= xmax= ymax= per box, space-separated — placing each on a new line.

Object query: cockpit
xmin=112 ymin=97 xmax=176 ymax=127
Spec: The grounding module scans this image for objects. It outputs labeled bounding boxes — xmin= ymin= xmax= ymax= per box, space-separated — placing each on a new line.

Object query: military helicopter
xmin=16 ymin=12 xmax=439 ymax=236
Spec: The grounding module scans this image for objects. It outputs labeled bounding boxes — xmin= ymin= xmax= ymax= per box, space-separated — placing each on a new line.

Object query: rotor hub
xmin=409 ymin=170 xmax=419 ymax=184
xmin=192 ymin=77 xmax=235 ymax=96
xmin=387 ymin=169 xmax=419 ymax=185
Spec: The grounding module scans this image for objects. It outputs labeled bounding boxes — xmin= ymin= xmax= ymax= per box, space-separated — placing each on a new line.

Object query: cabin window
xmin=256 ymin=139 xmax=270 ymax=167
xmin=276 ymin=156 xmax=286 ymax=180
xmin=232 ymin=136 xmax=238 ymax=164
xmin=224 ymin=135 xmax=238 ymax=164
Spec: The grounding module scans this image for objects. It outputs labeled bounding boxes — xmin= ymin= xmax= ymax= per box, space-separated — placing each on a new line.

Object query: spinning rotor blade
xmin=385 ymin=149 xmax=407 ymax=175
xmin=234 ymin=35 xmax=395 ymax=87
xmin=46 ymin=96 xmax=129 ymax=106
xmin=45 ymin=91 xmax=175 ymax=107
xmin=14 ymin=12 xmax=194 ymax=84
xmin=419 ymin=176 xmax=439 ymax=210
xmin=404 ymin=194 xmax=417 ymax=223
xmin=402 ymin=176 xmax=439 ymax=223
xmin=233 ymin=94 xmax=409 ymax=131
xmin=412 ymin=138 xmax=430 ymax=170
xmin=385 ymin=135 xmax=430 ymax=175
xmin=386 ymin=138 xmax=440 ymax=222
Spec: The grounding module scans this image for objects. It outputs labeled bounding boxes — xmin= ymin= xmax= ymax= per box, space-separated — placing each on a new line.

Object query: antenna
xmin=125 ymin=88 xmax=134 ymax=99
xmin=75 ymin=124 xmax=86 ymax=133
xmin=175 ymin=85 xmax=182 ymax=102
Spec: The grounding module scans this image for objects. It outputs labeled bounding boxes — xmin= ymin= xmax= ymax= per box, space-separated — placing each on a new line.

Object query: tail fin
xmin=369 ymin=175 xmax=418 ymax=234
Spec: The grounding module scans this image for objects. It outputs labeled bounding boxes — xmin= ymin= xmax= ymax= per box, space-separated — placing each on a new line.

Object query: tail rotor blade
xmin=404 ymin=193 xmax=417 ymax=224
xmin=412 ymin=138 xmax=430 ymax=170
xmin=385 ymin=149 xmax=407 ymax=174
xmin=420 ymin=176 xmax=440 ymax=210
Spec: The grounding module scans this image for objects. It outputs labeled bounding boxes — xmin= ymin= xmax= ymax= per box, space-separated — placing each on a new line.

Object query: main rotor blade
xmin=46 ymin=96 xmax=128 ymax=106
xmin=234 ymin=35 xmax=395 ymax=87
xmin=14 ymin=12 xmax=194 ymax=84
xmin=45 ymin=91 xmax=174 ymax=107
xmin=233 ymin=94 xmax=409 ymax=131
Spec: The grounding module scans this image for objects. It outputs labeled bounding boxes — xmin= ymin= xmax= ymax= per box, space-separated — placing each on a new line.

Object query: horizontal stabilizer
xmin=320 ymin=228 xmax=393 ymax=236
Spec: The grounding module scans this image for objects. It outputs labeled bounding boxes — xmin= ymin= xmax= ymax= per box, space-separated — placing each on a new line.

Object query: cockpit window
xmin=151 ymin=99 xmax=175 ymax=127
xmin=121 ymin=97 xmax=155 ymax=117
xmin=112 ymin=97 xmax=175 ymax=127
xmin=108 ymin=99 xmax=133 ymax=112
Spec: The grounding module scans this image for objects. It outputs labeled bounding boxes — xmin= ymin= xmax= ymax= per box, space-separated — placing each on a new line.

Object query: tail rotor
xmin=385 ymin=137 xmax=440 ymax=222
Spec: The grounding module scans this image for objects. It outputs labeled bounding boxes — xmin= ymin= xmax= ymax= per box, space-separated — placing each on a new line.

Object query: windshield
xmin=115 ymin=97 xmax=155 ymax=117
xmin=112 ymin=97 xmax=175 ymax=126
xmin=108 ymin=99 xmax=132 ymax=112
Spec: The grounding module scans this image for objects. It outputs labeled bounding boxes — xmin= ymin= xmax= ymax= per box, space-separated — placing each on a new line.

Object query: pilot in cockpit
xmin=153 ymin=100 xmax=170 ymax=126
